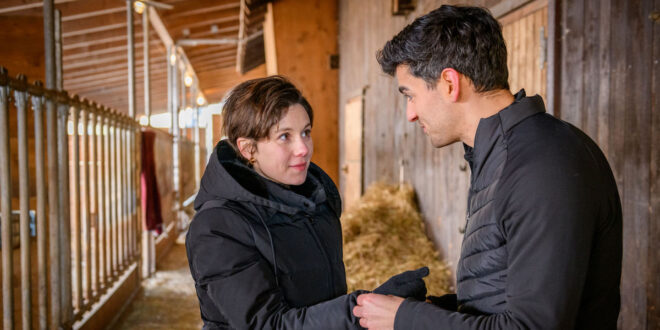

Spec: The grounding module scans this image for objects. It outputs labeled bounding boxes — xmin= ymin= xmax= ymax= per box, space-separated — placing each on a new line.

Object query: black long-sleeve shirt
xmin=394 ymin=90 xmax=622 ymax=329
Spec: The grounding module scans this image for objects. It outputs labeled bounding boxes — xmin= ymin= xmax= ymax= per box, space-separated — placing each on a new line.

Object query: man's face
xmin=395 ymin=65 xmax=461 ymax=148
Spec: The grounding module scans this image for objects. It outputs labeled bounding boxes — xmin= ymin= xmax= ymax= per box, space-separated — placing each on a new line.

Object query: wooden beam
xmin=62 ymin=6 xmax=124 ymax=22
xmin=236 ymin=0 xmax=247 ymax=73
xmin=165 ymin=2 xmax=239 ymax=20
xmin=189 ymin=49 xmax=236 ymax=63
xmin=62 ymin=46 xmax=166 ymax=70
xmin=65 ymin=61 xmax=168 ymax=79
xmin=66 ymin=71 xmax=168 ymax=92
xmin=186 ymin=46 xmax=236 ymax=58
xmin=62 ymin=12 xmax=135 ymax=37
xmin=162 ymin=6 xmax=238 ymax=28
xmin=64 ymin=39 xmax=162 ymax=61
xmin=190 ymin=54 xmax=236 ymax=68
xmin=64 ymin=32 xmax=141 ymax=51
xmin=65 ymin=65 xmax=168 ymax=86
xmin=263 ymin=2 xmax=277 ymax=75
xmin=0 ymin=0 xmax=78 ymax=15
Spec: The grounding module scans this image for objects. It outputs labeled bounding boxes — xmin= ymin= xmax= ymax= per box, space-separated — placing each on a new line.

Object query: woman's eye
xmin=278 ymin=133 xmax=289 ymax=141
xmin=405 ymin=94 xmax=413 ymax=101
xmin=302 ymin=129 xmax=311 ymax=137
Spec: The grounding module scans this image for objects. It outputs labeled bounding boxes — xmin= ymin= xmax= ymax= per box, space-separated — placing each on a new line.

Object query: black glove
xmin=427 ymin=294 xmax=457 ymax=311
xmin=373 ymin=267 xmax=429 ymax=301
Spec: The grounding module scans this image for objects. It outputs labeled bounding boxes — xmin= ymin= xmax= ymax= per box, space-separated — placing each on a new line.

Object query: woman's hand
xmin=353 ymin=293 xmax=404 ymax=330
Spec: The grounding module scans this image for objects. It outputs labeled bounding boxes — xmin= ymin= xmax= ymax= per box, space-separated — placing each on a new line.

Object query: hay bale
xmin=342 ymin=182 xmax=452 ymax=296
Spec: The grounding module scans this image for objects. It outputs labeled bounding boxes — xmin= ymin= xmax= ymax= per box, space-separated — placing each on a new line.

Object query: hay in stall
xmin=342 ymin=182 xmax=452 ymax=296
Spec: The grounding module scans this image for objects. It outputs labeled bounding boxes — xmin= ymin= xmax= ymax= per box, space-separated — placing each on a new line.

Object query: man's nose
xmin=406 ymin=106 xmax=418 ymax=122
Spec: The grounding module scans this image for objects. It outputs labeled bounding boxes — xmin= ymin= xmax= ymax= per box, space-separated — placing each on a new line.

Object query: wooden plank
xmin=164 ymin=2 xmax=239 ymax=20
xmin=264 ymin=2 xmax=277 ymax=75
xmin=490 ymin=0 xmax=532 ymax=18
xmin=621 ymin=0 xmax=651 ymax=327
xmin=546 ymin=0 xmax=560 ymax=115
xmin=0 ymin=0 xmax=78 ymax=15
xmin=596 ymin=0 xmax=611 ymax=153
xmin=559 ymin=0 xmax=583 ymax=126
xmin=498 ymin=0 xmax=547 ymax=25
xmin=271 ymin=0 xmax=339 ymax=182
xmin=341 ymin=95 xmax=363 ymax=210
xmin=582 ymin=0 xmax=600 ymax=139
xmin=540 ymin=6 xmax=547 ymax=101
xmin=649 ymin=0 xmax=660 ymax=327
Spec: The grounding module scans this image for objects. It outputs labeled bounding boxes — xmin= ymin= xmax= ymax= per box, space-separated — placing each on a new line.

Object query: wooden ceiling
xmin=0 ymin=0 xmax=268 ymax=115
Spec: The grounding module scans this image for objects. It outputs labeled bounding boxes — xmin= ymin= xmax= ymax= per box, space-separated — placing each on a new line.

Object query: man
xmin=352 ymin=5 xmax=622 ymax=330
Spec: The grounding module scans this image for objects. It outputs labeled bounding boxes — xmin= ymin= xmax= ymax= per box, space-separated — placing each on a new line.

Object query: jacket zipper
xmin=303 ymin=215 xmax=335 ymax=296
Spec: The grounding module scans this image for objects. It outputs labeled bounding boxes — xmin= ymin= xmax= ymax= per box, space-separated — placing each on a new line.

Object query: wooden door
xmin=340 ymin=94 xmax=364 ymax=211
xmin=500 ymin=1 xmax=549 ymax=102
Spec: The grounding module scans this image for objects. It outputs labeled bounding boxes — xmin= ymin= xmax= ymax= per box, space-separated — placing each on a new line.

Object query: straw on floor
xmin=342 ymin=182 xmax=452 ymax=296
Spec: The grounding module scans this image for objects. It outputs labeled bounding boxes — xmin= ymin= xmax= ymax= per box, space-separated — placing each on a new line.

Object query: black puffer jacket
xmin=186 ymin=140 xmax=363 ymax=329
xmin=394 ymin=90 xmax=622 ymax=329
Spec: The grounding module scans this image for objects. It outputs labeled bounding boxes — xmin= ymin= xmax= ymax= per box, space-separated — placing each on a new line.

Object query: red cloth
xmin=141 ymin=130 xmax=163 ymax=234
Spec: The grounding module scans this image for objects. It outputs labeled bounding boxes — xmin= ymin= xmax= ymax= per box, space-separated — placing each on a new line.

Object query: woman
xmin=186 ymin=76 xmax=426 ymax=329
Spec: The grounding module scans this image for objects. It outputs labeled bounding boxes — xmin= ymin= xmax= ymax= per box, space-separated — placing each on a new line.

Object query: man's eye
xmin=405 ymin=94 xmax=412 ymax=101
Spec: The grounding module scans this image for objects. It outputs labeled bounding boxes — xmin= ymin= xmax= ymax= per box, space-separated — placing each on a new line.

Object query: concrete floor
xmin=115 ymin=235 xmax=203 ymax=330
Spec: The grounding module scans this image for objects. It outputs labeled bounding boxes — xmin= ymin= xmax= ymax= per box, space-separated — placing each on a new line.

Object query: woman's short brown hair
xmin=221 ymin=75 xmax=313 ymax=161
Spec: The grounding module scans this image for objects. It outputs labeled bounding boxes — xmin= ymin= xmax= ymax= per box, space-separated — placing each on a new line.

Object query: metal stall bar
xmin=30 ymin=82 xmax=48 ymax=330
xmin=104 ymin=113 xmax=113 ymax=281
xmin=110 ymin=112 xmax=118 ymax=275
xmin=116 ymin=113 xmax=124 ymax=270
xmin=124 ymin=119 xmax=131 ymax=262
xmin=0 ymin=68 xmax=14 ymax=330
xmin=143 ymin=6 xmax=151 ymax=125
xmin=119 ymin=118 xmax=126 ymax=268
xmin=43 ymin=0 xmax=62 ymax=326
xmin=14 ymin=75 xmax=32 ymax=330
xmin=127 ymin=0 xmax=136 ymax=119
xmin=81 ymin=101 xmax=92 ymax=311
xmin=70 ymin=96 xmax=82 ymax=314
xmin=89 ymin=103 xmax=99 ymax=301
xmin=57 ymin=93 xmax=73 ymax=326
xmin=133 ymin=121 xmax=139 ymax=262
xmin=98 ymin=108 xmax=108 ymax=290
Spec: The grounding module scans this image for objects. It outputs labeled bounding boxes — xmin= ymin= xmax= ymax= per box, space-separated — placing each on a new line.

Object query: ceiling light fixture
xmin=184 ymin=73 xmax=193 ymax=87
xmin=133 ymin=1 xmax=146 ymax=14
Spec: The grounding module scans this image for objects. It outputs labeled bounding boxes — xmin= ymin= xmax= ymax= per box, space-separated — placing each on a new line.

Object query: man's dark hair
xmin=377 ymin=5 xmax=509 ymax=92
xmin=222 ymin=75 xmax=313 ymax=162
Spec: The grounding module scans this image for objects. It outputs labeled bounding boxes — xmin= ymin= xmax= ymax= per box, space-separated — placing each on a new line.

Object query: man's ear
xmin=236 ymin=137 xmax=255 ymax=160
xmin=439 ymin=68 xmax=461 ymax=102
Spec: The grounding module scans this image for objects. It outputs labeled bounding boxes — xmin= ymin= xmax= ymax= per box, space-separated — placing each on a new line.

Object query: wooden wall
xmin=272 ymin=0 xmax=339 ymax=184
xmin=338 ymin=0 xmax=511 ymax=287
xmin=556 ymin=0 xmax=659 ymax=328
xmin=338 ymin=0 xmax=659 ymax=327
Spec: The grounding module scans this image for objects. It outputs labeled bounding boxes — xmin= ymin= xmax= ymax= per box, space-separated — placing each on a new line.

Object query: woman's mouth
xmin=290 ymin=163 xmax=307 ymax=171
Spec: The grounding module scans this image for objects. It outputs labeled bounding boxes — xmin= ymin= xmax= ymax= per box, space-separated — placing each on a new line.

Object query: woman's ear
xmin=236 ymin=137 xmax=255 ymax=160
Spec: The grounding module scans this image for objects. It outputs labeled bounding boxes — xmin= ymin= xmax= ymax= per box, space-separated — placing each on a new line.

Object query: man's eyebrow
xmin=398 ymin=86 xmax=409 ymax=94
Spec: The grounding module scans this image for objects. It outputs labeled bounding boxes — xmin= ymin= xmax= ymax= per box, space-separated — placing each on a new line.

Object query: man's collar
xmin=498 ymin=89 xmax=546 ymax=133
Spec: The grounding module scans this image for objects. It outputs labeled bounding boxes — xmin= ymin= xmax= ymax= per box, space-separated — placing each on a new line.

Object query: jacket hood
xmin=194 ymin=140 xmax=339 ymax=218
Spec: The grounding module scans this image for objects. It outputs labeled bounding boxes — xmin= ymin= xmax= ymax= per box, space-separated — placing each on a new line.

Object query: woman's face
xmin=250 ymin=104 xmax=313 ymax=185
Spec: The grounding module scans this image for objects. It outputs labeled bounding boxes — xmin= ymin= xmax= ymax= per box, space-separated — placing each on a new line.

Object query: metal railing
xmin=0 ymin=67 xmax=141 ymax=329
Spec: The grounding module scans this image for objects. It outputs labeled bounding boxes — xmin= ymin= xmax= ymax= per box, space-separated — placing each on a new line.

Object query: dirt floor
xmin=114 ymin=234 xmax=203 ymax=330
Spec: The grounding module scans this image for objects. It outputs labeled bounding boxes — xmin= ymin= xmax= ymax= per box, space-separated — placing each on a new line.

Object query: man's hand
xmin=352 ymin=293 xmax=405 ymax=330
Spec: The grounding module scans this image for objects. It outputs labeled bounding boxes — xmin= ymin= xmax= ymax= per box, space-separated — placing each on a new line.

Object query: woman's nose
xmin=293 ymin=138 xmax=309 ymax=157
